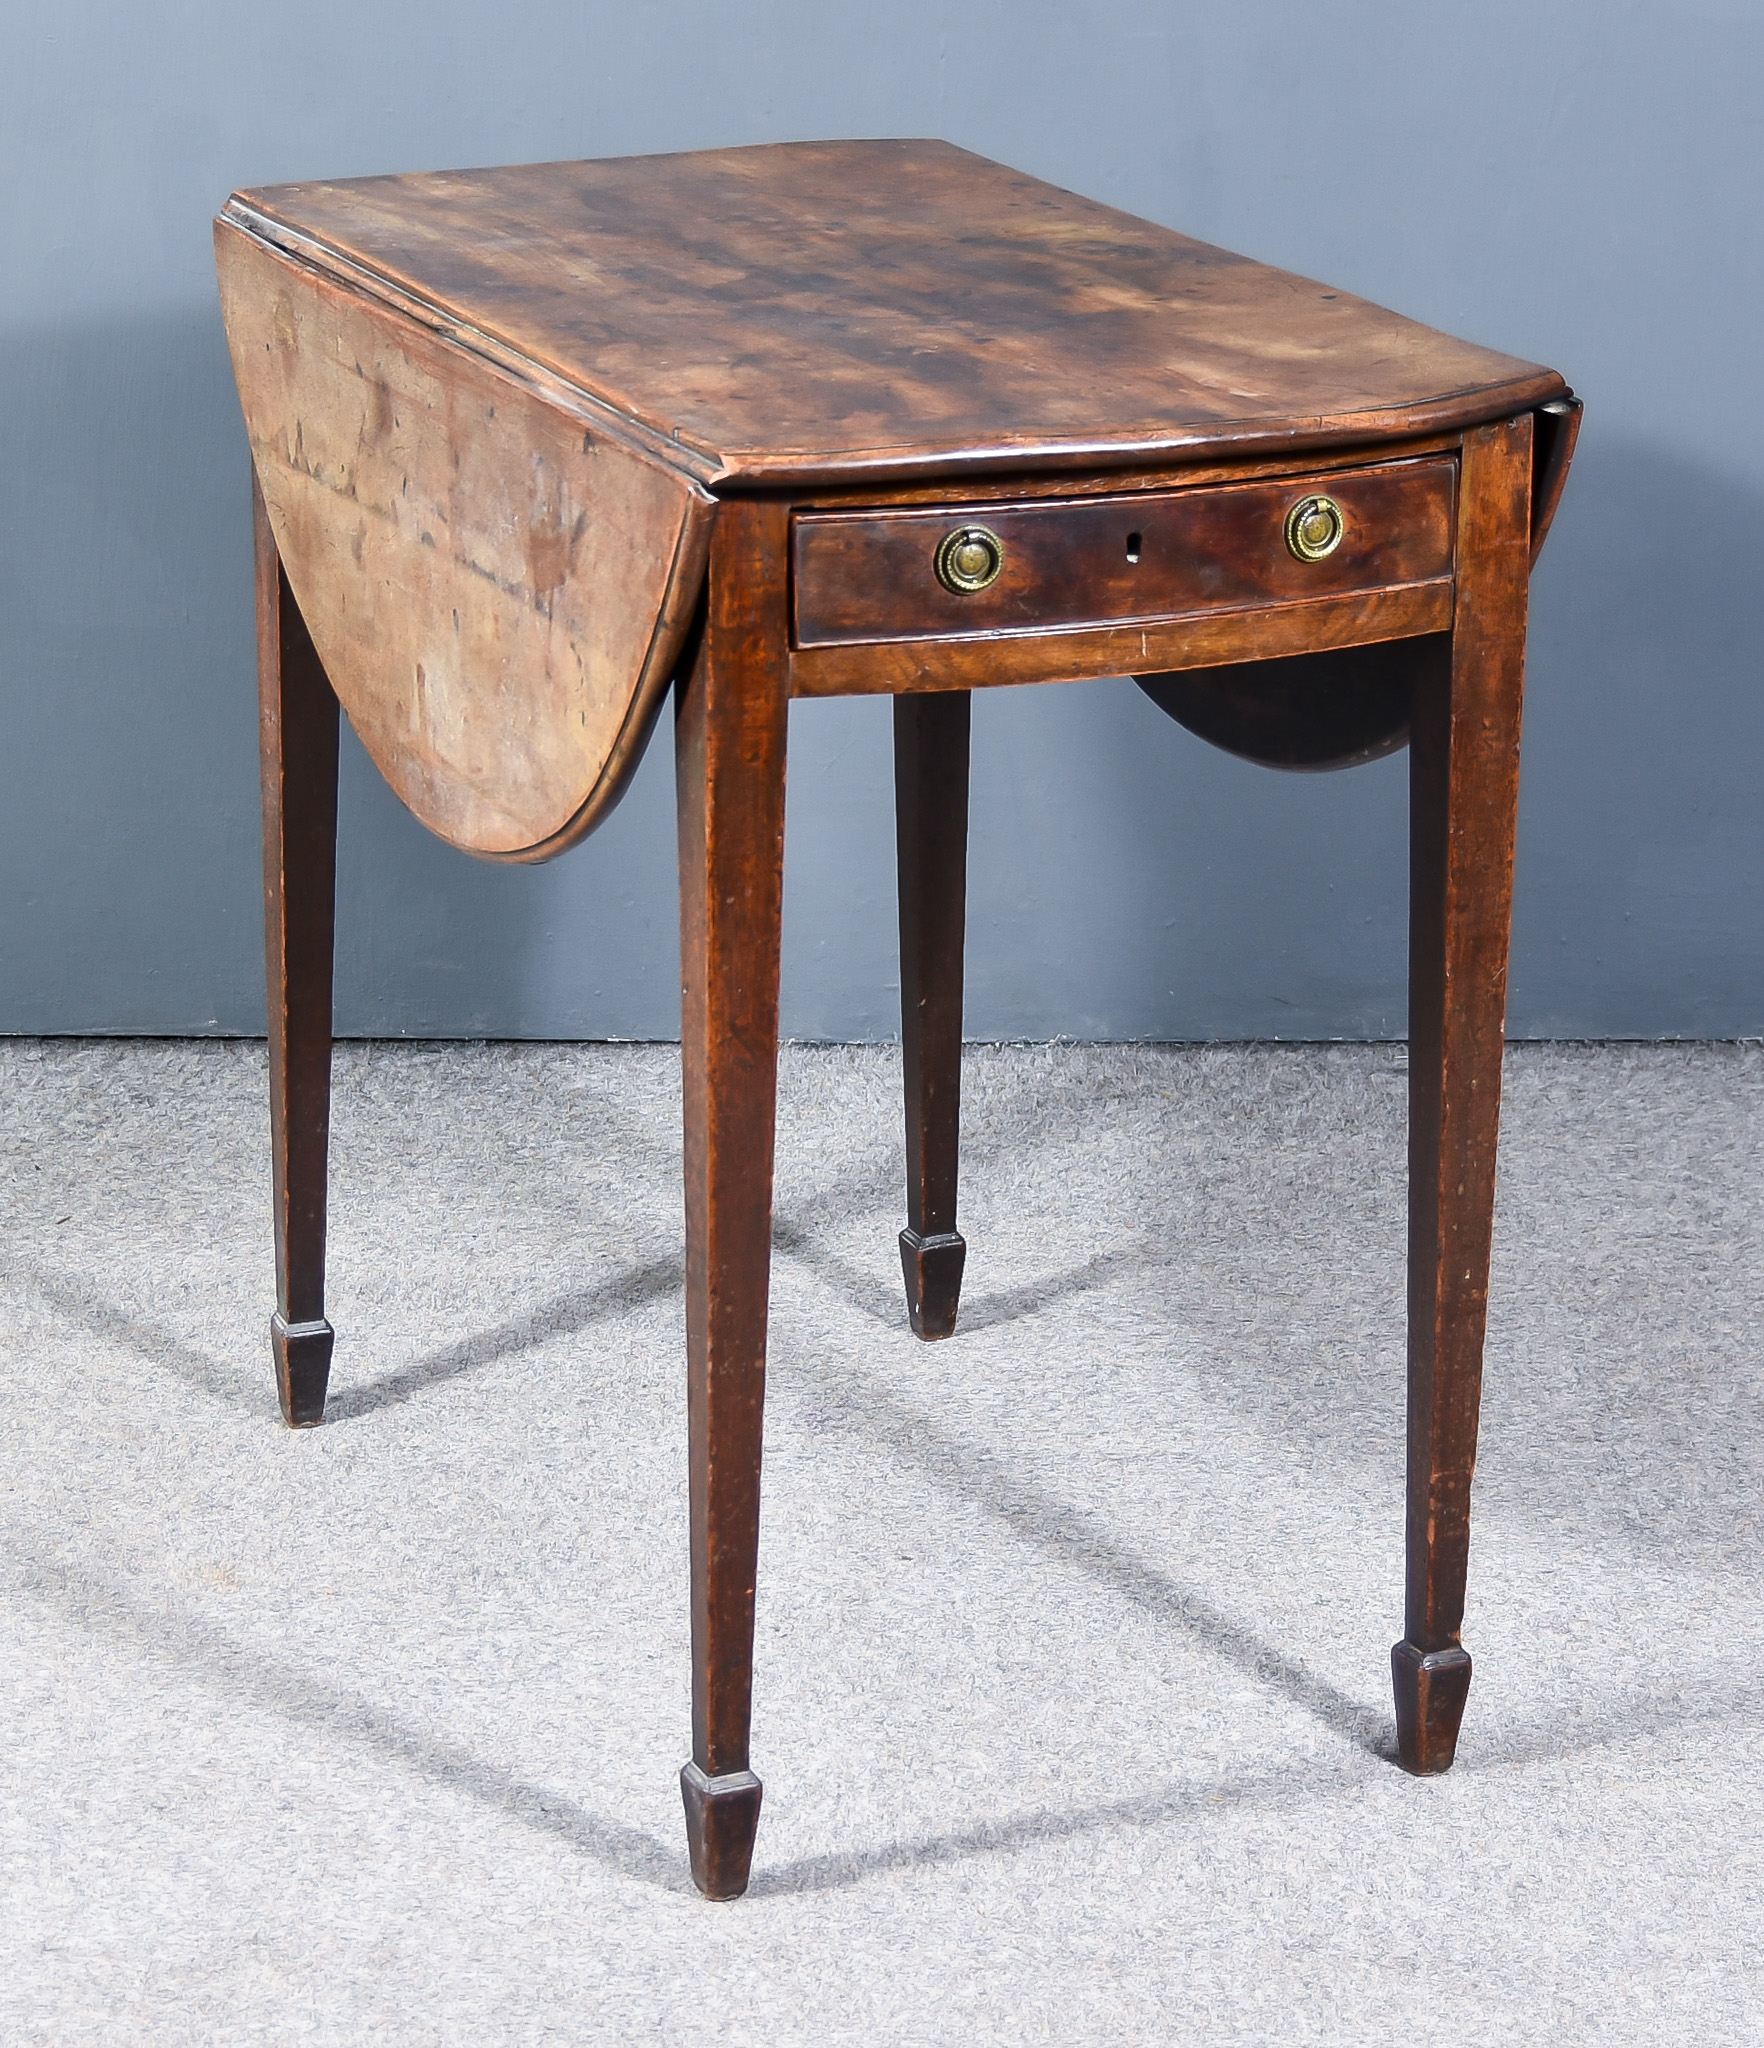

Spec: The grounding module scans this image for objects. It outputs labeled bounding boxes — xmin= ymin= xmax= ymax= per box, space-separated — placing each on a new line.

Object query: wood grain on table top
xmin=223 ymin=139 xmax=1566 ymax=489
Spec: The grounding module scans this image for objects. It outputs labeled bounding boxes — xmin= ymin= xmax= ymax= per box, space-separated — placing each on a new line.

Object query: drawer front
xmin=792 ymin=457 xmax=1456 ymax=648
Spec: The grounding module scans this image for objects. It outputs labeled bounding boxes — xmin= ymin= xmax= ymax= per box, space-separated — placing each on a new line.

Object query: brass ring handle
xmin=1285 ymin=494 xmax=1345 ymax=562
xmin=935 ymin=524 xmax=1005 ymax=594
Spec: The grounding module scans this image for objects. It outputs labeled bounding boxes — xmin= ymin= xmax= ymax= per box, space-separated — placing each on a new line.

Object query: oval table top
xmin=217 ymin=140 xmax=1567 ymax=859
xmin=225 ymin=138 xmax=1565 ymax=491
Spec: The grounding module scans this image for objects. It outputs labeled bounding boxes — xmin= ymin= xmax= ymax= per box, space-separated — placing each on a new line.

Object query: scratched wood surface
xmin=217 ymin=219 xmax=712 ymax=860
xmin=225 ymin=140 xmax=1567 ymax=488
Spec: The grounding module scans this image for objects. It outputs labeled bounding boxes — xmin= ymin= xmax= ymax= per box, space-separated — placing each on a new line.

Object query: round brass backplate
xmin=1285 ymin=494 xmax=1345 ymax=563
xmin=934 ymin=524 xmax=1005 ymax=594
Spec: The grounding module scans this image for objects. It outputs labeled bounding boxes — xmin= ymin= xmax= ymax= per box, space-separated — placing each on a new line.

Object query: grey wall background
xmin=3 ymin=2 xmax=1760 ymax=1041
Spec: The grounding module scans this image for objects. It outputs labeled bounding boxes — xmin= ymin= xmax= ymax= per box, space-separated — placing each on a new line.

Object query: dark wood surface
xmin=794 ymin=457 xmax=1455 ymax=648
xmin=1136 ymin=635 xmax=1430 ymax=773
xmin=673 ymin=498 xmax=791 ymax=1900
xmin=894 ymin=691 xmax=971 ymax=1339
xmin=223 ymin=138 xmax=1579 ymax=1899
xmin=790 ymin=577 xmax=1454 ymax=700
xmin=783 ymin=431 xmax=1471 ymax=511
xmin=255 ymin=479 xmax=340 ymax=1429
xmin=1530 ymin=397 xmax=1584 ymax=566
xmin=217 ymin=214 xmax=712 ymax=863
xmin=226 ymin=141 xmax=1566 ymax=487
xmin=1395 ymin=414 xmax=1534 ymax=1773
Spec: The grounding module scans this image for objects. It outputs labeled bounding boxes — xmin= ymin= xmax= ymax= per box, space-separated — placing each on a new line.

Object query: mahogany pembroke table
xmin=215 ymin=139 xmax=1580 ymax=1899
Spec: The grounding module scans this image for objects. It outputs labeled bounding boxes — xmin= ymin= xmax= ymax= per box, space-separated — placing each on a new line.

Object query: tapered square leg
xmin=675 ymin=499 xmax=790 ymax=1898
xmin=894 ymin=690 xmax=971 ymax=1339
xmin=1396 ymin=414 xmax=1533 ymax=1772
xmin=256 ymin=478 xmax=340 ymax=1430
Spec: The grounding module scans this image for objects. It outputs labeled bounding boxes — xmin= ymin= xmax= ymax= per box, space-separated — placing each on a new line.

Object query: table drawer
xmin=792 ymin=457 xmax=1456 ymax=648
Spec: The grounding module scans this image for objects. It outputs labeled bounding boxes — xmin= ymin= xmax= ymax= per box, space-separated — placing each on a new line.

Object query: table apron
xmin=786 ymin=580 xmax=1454 ymax=698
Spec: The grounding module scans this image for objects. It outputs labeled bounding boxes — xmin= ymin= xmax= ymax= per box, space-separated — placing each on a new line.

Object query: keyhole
xmin=1126 ymin=531 xmax=1142 ymax=563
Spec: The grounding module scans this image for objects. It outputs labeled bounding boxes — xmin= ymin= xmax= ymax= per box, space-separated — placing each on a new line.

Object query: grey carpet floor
xmin=2 ymin=1038 xmax=1762 ymax=2046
